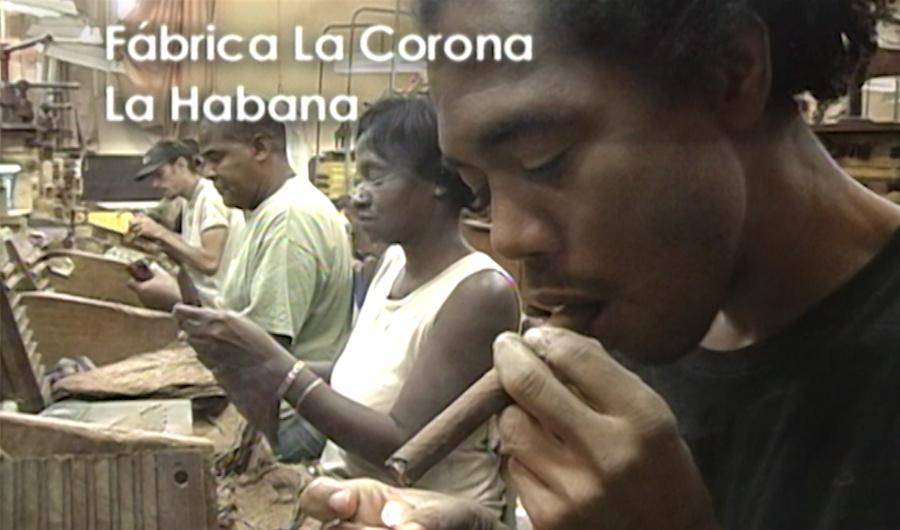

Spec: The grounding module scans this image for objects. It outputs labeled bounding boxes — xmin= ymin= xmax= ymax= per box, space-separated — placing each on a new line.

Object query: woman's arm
xmin=284 ymin=269 xmax=520 ymax=468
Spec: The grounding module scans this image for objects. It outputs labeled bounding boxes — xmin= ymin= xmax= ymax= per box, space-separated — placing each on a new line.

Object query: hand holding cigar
xmin=387 ymin=367 xmax=512 ymax=486
xmin=389 ymin=326 xmax=715 ymax=530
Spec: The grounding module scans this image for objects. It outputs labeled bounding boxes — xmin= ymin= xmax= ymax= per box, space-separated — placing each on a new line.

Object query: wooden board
xmin=0 ymin=281 xmax=45 ymax=412
xmin=18 ymin=292 xmax=178 ymax=366
xmin=3 ymin=231 xmax=143 ymax=306
xmin=44 ymin=250 xmax=143 ymax=306
xmin=0 ymin=413 xmax=216 ymax=530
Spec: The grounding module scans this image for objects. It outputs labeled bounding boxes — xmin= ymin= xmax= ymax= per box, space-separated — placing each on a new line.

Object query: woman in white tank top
xmin=176 ymin=97 xmax=520 ymax=517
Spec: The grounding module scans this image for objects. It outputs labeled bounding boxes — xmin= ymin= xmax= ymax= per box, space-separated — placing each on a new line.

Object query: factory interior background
xmin=1 ymin=1 xmax=899 ymax=529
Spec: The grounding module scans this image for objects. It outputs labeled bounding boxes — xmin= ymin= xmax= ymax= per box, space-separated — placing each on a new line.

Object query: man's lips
xmin=527 ymin=290 xmax=597 ymax=311
xmin=526 ymin=290 xmax=607 ymax=332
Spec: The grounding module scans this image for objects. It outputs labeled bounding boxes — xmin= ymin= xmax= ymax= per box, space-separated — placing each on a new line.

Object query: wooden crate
xmin=0 ymin=412 xmax=218 ymax=530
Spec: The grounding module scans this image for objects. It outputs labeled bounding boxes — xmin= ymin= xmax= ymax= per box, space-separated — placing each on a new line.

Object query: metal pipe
xmin=390 ymin=0 xmax=402 ymax=93
xmin=1 ymin=34 xmax=52 ymax=54
xmin=315 ymin=23 xmax=371 ymax=158
xmin=0 ymin=81 xmax=80 ymax=89
xmin=342 ymin=7 xmax=414 ymax=194
xmin=346 ymin=6 xmax=414 ymax=97
xmin=894 ymin=76 xmax=899 ymax=123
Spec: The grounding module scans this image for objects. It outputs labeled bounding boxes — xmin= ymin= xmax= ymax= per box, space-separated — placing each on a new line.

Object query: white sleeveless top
xmin=319 ymin=245 xmax=512 ymax=513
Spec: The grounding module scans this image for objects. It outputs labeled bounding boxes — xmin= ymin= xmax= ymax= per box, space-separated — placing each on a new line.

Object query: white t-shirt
xmin=181 ymin=178 xmax=244 ymax=307
xmin=320 ymin=245 xmax=511 ymax=514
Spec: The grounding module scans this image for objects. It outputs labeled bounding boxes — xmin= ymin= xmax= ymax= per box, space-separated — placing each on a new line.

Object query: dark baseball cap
xmin=134 ymin=141 xmax=195 ymax=181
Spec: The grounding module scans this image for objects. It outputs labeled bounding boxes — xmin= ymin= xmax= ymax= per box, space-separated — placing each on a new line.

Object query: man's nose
xmin=489 ymin=191 xmax=558 ymax=261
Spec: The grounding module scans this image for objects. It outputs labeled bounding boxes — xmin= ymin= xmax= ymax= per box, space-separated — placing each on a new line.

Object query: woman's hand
xmin=173 ymin=304 xmax=297 ymax=441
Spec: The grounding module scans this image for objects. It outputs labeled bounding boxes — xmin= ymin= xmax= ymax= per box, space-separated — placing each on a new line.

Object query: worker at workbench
xmin=295 ymin=1 xmax=900 ymax=530
xmin=174 ymin=97 xmax=520 ymax=514
xmin=198 ymin=109 xmax=354 ymax=461
xmin=127 ymin=140 xmax=244 ymax=308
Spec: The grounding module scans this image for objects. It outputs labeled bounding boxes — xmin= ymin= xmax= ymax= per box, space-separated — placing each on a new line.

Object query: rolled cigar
xmin=386 ymin=368 xmax=512 ymax=486
xmin=177 ymin=268 xmax=202 ymax=307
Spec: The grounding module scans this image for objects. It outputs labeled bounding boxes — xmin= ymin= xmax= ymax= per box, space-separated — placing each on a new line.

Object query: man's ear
xmin=714 ymin=11 xmax=773 ymax=131
xmin=252 ymin=134 xmax=273 ymax=162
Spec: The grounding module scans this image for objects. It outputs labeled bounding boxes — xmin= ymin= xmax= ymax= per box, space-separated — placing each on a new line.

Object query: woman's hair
xmin=356 ymin=96 xmax=476 ymax=210
xmin=416 ymin=0 xmax=886 ymax=105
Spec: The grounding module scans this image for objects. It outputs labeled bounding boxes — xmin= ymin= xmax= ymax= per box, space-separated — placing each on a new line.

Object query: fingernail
xmin=522 ymin=328 xmax=550 ymax=360
xmin=523 ymin=327 xmax=544 ymax=344
xmin=328 ymin=489 xmax=352 ymax=511
xmin=494 ymin=331 xmax=521 ymax=347
xmin=381 ymin=500 xmax=409 ymax=527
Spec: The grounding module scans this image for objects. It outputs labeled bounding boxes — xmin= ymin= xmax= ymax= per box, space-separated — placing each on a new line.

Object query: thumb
xmin=299 ymin=477 xmax=358 ymax=521
xmin=329 ymin=487 xmax=358 ymax=517
xmin=382 ymin=500 xmax=415 ymax=528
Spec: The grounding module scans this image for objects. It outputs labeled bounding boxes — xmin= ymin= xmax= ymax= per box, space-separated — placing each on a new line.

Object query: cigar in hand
xmin=386 ymin=368 xmax=512 ymax=486
xmin=177 ymin=268 xmax=202 ymax=307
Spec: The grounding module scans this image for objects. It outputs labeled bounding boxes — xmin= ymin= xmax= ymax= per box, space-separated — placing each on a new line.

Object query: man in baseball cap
xmin=128 ymin=139 xmax=243 ymax=308
xmin=134 ymin=140 xmax=196 ymax=184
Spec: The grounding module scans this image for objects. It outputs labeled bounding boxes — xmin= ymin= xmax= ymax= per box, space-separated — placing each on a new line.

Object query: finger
xmin=497 ymin=405 xmax=573 ymax=494
xmin=494 ymin=333 xmax=611 ymax=446
xmin=381 ymin=500 xmax=415 ymax=527
xmin=506 ymin=456 xmax=569 ymax=530
xmin=172 ymin=303 xmax=214 ymax=323
xmin=299 ymin=477 xmax=359 ymax=522
xmin=177 ymin=317 xmax=209 ymax=336
xmin=524 ymin=326 xmax=653 ymax=414
xmin=400 ymin=499 xmax=501 ymax=530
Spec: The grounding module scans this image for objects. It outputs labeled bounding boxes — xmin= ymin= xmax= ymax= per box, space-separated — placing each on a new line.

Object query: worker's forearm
xmin=157 ymin=231 xmax=220 ymax=275
xmin=284 ymin=370 xmax=410 ymax=469
xmin=305 ymin=361 xmax=334 ymax=381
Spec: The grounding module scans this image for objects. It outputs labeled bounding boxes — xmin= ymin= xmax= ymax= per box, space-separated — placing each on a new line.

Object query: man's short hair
xmin=416 ymin=0 xmax=885 ymax=106
xmin=201 ymin=99 xmax=288 ymax=155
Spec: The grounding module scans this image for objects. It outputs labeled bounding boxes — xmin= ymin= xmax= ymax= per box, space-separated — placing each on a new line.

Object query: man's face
xmin=149 ymin=162 xmax=180 ymax=200
xmin=430 ymin=0 xmax=747 ymax=362
xmin=198 ymin=127 xmax=260 ymax=210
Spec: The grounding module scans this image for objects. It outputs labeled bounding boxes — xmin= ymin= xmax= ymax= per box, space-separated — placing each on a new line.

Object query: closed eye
xmin=522 ymin=150 xmax=567 ymax=181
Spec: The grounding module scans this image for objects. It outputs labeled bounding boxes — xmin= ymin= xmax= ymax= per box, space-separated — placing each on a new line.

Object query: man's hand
xmin=493 ymin=327 xmax=718 ymax=530
xmin=299 ymin=477 xmax=507 ymax=530
xmin=172 ymin=305 xmax=296 ymax=442
xmin=129 ymin=213 xmax=168 ymax=241
xmin=126 ymin=264 xmax=181 ymax=311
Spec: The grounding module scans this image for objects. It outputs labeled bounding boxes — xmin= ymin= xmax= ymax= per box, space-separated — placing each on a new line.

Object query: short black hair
xmin=200 ymin=99 xmax=288 ymax=155
xmin=357 ymin=96 xmax=476 ymax=210
xmin=416 ymin=0 xmax=886 ymax=105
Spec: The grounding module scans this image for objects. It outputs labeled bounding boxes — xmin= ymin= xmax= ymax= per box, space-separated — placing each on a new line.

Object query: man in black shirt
xmin=630 ymin=229 xmax=900 ymax=529
xmin=299 ymin=1 xmax=900 ymax=529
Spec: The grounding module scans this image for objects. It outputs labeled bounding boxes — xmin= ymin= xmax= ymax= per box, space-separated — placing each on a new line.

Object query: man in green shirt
xmin=198 ymin=113 xmax=354 ymax=459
